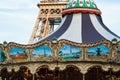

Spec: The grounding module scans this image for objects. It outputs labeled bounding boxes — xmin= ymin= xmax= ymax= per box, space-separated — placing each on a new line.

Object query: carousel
xmin=0 ymin=0 xmax=120 ymax=80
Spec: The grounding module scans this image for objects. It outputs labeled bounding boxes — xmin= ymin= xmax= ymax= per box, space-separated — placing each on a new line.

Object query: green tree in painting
xmin=0 ymin=50 xmax=7 ymax=62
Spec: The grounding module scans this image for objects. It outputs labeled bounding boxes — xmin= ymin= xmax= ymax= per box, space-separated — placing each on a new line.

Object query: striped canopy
xmin=37 ymin=0 xmax=120 ymax=43
xmin=39 ymin=13 xmax=120 ymax=43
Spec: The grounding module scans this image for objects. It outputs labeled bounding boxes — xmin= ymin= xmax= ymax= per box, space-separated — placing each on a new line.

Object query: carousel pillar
xmin=51 ymin=39 xmax=59 ymax=56
xmin=3 ymin=41 xmax=13 ymax=63
xmin=110 ymin=38 xmax=118 ymax=62
xmin=32 ymin=74 xmax=34 ymax=80
xmin=3 ymin=41 xmax=9 ymax=59
xmin=31 ymin=72 xmax=35 ymax=80
xmin=82 ymin=48 xmax=87 ymax=60
xmin=82 ymin=73 xmax=85 ymax=80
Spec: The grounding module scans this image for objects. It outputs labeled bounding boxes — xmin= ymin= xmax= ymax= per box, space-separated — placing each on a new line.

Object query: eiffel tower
xmin=28 ymin=0 xmax=68 ymax=44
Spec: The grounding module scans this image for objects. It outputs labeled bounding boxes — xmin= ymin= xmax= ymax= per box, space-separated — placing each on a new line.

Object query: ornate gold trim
xmin=58 ymin=39 xmax=111 ymax=48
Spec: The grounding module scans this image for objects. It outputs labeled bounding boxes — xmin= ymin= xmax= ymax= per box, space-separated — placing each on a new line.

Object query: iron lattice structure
xmin=29 ymin=0 xmax=68 ymax=44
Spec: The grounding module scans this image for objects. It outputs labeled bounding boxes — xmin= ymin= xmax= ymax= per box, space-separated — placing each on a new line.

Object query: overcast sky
xmin=0 ymin=0 xmax=120 ymax=44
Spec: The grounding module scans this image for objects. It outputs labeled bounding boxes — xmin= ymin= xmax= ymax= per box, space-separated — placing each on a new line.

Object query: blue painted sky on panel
xmin=32 ymin=45 xmax=52 ymax=56
xmin=10 ymin=47 xmax=25 ymax=55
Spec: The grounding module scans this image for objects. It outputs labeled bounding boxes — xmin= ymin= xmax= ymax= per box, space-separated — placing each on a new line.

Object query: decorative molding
xmin=1 ymin=40 xmax=120 ymax=74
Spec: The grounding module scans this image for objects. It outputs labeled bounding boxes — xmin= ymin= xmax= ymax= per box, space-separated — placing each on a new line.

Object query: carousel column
xmin=27 ymin=49 xmax=34 ymax=61
xmin=33 ymin=74 xmax=34 ymax=80
xmin=29 ymin=65 xmax=37 ymax=80
xmin=51 ymin=39 xmax=59 ymax=57
xmin=110 ymin=38 xmax=118 ymax=62
xmin=3 ymin=41 xmax=12 ymax=63
xmin=83 ymin=73 xmax=85 ymax=80
xmin=3 ymin=41 xmax=8 ymax=58
xmin=82 ymin=48 xmax=87 ymax=61
xmin=31 ymin=70 xmax=35 ymax=80
xmin=80 ymin=66 xmax=88 ymax=80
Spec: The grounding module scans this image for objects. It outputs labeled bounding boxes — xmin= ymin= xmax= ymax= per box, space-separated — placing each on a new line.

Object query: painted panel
xmin=0 ymin=49 xmax=6 ymax=62
xmin=10 ymin=47 xmax=28 ymax=61
xmin=59 ymin=44 xmax=81 ymax=59
xmin=87 ymin=45 xmax=110 ymax=56
xmin=32 ymin=45 xmax=52 ymax=60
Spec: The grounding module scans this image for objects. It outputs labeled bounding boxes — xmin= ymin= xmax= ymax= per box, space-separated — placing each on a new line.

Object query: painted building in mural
xmin=0 ymin=0 xmax=120 ymax=80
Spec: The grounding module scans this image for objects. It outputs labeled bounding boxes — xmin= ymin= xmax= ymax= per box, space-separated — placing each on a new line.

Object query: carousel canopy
xmin=38 ymin=0 xmax=120 ymax=43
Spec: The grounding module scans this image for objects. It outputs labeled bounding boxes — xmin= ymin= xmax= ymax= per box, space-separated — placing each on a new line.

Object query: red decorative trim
xmin=62 ymin=8 xmax=101 ymax=15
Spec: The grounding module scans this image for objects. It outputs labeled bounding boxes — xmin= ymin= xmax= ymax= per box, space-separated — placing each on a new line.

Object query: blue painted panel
xmin=59 ymin=44 xmax=81 ymax=59
xmin=10 ymin=47 xmax=27 ymax=58
xmin=32 ymin=45 xmax=52 ymax=57
xmin=87 ymin=45 xmax=110 ymax=56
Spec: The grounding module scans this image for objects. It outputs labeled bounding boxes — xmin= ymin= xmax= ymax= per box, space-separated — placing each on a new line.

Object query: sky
xmin=0 ymin=0 xmax=120 ymax=44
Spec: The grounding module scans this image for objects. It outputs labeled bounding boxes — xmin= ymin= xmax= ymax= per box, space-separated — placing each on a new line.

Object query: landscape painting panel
xmin=87 ymin=45 xmax=110 ymax=57
xmin=32 ymin=45 xmax=52 ymax=60
xmin=59 ymin=44 xmax=81 ymax=60
xmin=10 ymin=47 xmax=28 ymax=61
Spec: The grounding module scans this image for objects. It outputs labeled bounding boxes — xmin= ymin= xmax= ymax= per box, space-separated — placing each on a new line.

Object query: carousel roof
xmin=38 ymin=0 xmax=120 ymax=43
xmin=66 ymin=0 xmax=97 ymax=9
